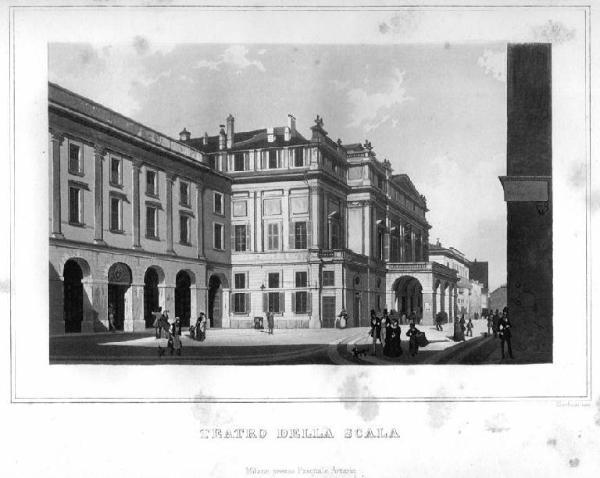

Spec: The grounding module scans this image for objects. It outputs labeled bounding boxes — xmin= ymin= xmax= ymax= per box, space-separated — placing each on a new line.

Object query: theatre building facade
xmin=49 ymin=82 xmax=458 ymax=334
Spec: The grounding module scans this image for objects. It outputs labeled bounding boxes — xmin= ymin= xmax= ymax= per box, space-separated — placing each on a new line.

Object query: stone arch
xmin=392 ymin=275 xmax=423 ymax=323
xmin=143 ymin=265 xmax=166 ymax=328
xmin=175 ymin=269 xmax=195 ymax=327
xmin=107 ymin=262 xmax=133 ymax=331
xmin=207 ymin=272 xmax=229 ymax=328
xmin=62 ymin=258 xmax=92 ymax=333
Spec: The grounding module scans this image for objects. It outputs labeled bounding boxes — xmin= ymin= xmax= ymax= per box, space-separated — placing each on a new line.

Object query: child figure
xmin=466 ymin=317 xmax=473 ymax=337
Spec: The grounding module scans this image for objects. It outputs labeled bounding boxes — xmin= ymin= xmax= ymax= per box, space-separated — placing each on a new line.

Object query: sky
xmin=49 ymin=41 xmax=508 ymax=290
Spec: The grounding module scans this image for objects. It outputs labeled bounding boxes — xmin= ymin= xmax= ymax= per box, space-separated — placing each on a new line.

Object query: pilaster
xmin=50 ymin=130 xmax=65 ymax=239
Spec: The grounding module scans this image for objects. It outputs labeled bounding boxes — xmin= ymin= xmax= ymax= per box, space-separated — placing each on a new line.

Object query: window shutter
xmin=246 ymin=293 xmax=251 ymax=314
xmin=306 ymin=292 xmax=312 ymax=314
xmin=289 ymin=221 xmax=295 ymax=250
xmin=306 ymin=221 xmax=312 ymax=249
xmin=279 ymin=292 xmax=285 ymax=312
xmin=291 ymin=292 xmax=296 ymax=313
xmin=230 ymin=292 xmax=234 ymax=314
xmin=231 ymin=225 xmax=236 ymax=251
xmin=246 ymin=223 xmax=252 ymax=251
xmin=263 ymin=293 xmax=268 ymax=313
xmin=277 ymin=150 xmax=282 ymax=168
xmin=244 ymin=153 xmax=249 ymax=171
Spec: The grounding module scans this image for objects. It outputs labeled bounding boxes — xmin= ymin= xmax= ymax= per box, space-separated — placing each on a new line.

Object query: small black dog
xmin=352 ymin=346 xmax=369 ymax=359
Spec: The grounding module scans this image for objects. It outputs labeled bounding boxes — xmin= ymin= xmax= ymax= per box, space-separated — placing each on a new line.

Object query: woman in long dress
xmin=383 ymin=319 xmax=402 ymax=357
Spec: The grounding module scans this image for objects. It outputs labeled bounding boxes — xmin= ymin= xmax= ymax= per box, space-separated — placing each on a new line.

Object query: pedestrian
xmin=400 ymin=313 xmax=407 ymax=325
xmin=453 ymin=314 xmax=465 ymax=342
xmin=383 ymin=319 xmax=403 ymax=357
xmin=169 ymin=317 xmax=182 ymax=356
xmin=108 ymin=304 xmax=116 ymax=332
xmin=466 ymin=317 xmax=473 ymax=337
xmin=380 ymin=314 xmax=387 ymax=349
xmin=498 ymin=312 xmax=514 ymax=359
xmin=152 ymin=306 xmax=163 ymax=338
xmin=435 ymin=311 xmax=444 ymax=331
xmin=406 ymin=322 xmax=420 ymax=356
xmin=198 ymin=312 xmax=207 ymax=341
xmin=266 ymin=309 xmax=274 ymax=335
xmin=459 ymin=314 xmax=466 ymax=341
xmin=492 ymin=309 xmax=500 ymax=338
xmin=487 ymin=314 xmax=493 ymax=336
xmin=337 ymin=308 xmax=348 ymax=329
xmin=368 ymin=310 xmax=380 ymax=356
xmin=156 ymin=310 xmax=170 ymax=357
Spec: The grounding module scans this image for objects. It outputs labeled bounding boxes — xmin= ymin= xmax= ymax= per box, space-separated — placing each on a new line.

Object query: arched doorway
xmin=393 ymin=275 xmax=423 ymax=322
xmin=63 ymin=259 xmax=84 ymax=333
xmin=144 ymin=267 xmax=161 ymax=328
xmin=175 ymin=270 xmax=192 ymax=327
xmin=208 ymin=275 xmax=222 ymax=328
xmin=108 ymin=262 xmax=132 ymax=331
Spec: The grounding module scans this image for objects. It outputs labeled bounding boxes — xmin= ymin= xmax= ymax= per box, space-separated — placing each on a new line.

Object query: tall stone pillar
xmin=130 ymin=283 xmax=146 ymax=331
xmin=132 ymin=160 xmax=142 ymax=249
xmin=90 ymin=280 xmax=109 ymax=331
xmin=310 ymin=187 xmax=321 ymax=248
xmin=197 ymin=184 xmax=205 ymax=257
xmin=421 ymin=290 xmax=435 ymax=325
xmin=93 ymin=146 xmax=106 ymax=245
xmin=50 ymin=131 xmax=65 ymax=239
xmin=166 ymin=173 xmax=175 ymax=254
xmin=49 ymin=276 xmax=64 ymax=335
xmin=222 ymin=288 xmax=231 ymax=328
xmin=81 ymin=280 xmax=95 ymax=333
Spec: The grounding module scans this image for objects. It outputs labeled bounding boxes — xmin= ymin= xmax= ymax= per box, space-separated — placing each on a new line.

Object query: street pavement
xmin=50 ymin=319 xmax=492 ymax=365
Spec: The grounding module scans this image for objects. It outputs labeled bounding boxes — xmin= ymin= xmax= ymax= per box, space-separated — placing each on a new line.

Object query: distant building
xmin=428 ymin=240 xmax=486 ymax=318
xmin=488 ymin=285 xmax=507 ymax=313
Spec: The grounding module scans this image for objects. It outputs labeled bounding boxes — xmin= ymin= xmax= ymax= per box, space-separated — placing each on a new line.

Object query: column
xmin=310 ymin=186 xmax=320 ymax=248
xmin=132 ymin=160 xmax=142 ymax=249
xmin=50 ymin=131 xmax=65 ymax=239
xmin=197 ymin=183 xmax=205 ymax=257
xmin=49 ymin=275 xmax=64 ymax=335
xmin=80 ymin=280 xmax=95 ymax=333
xmin=256 ymin=190 xmax=264 ymax=251
xmin=383 ymin=231 xmax=391 ymax=262
xmin=90 ymin=279 xmax=109 ymax=331
xmin=421 ymin=289 xmax=435 ymax=325
xmin=130 ymin=283 xmax=146 ymax=331
xmin=222 ymin=288 xmax=231 ymax=328
xmin=166 ymin=173 xmax=175 ymax=254
xmin=93 ymin=146 xmax=106 ymax=245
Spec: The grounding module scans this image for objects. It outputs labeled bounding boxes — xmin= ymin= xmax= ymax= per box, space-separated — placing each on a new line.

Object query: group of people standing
xmin=151 ymin=308 xmax=209 ymax=357
xmin=369 ymin=309 xmax=426 ymax=358
xmin=484 ymin=308 xmax=514 ymax=359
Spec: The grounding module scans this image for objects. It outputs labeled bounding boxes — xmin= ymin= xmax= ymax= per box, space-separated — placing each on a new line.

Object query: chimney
xmin=267 ymin=127 xmax=275 ymax=143
xmin=287 ymin=114 xmax=296 ymax=132
xmin=226 ymin=114 xmax=235 ymax=149
xmin=218 ymin=125 xmax=226 ymax=150
xmin=179 ymin=128 xmax=191 ymax=142
xmin=203 ymin=132 xmax=209 ymax=146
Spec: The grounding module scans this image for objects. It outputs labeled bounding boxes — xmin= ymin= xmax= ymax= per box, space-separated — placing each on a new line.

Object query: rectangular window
xmin=110 ymin=157 xmax=122 ymax=186
xmin=214 ymin=192 xmax=223 ymax=215
xmin=68 ymin=143 xmax=82 ymax=174
xmin=209 ymin=156 xmax=217 ymax=170
xmin=180 ymin=182 xmax=189 ymax=207
xmin=146 ymin=206 xmax=158 ymax=238
xmin=268 ymin=292 xmax=280 ymax=313
xmin=234 ymin=153 xmax=245 ymax=171
xmin=146 ymin=170 xmax=157 ymax=196
xmin=295 ymin=271 xmax=307 ymax=288
xmin=68 ymin=187 xmax=82 ymax=224
xmin=330 ymin=221 xmax=340 ymax=249
xmin=294 ymin=221 xmax=307 ymax=249
xmin=234 ymin=224 xmax=247 ymax=252
xmin=268 ymin=272 xmax=280 ymax=289
xmin=233 ymin=293 xmax=247 ymax=313
xmin=110 ymin=197 xmax=122 ymax=231
xmin=294 ymin=148 xmax=304 ymax=167
xmin=179 ymin=214 xmax=190 ymax=244
xmin=322 ymin=271 xmax=335 ymax=287
xmin=268 ymin=149 xmax=278 ymax=169
xmin=295 ymin=291 xmax=308 ymax=314
xmin=234 ymin=273 xmax=246 ymax=289
xmin=267 ymin=223 xmax=280 ymax=250
xmin=214 ymin=223 xmax=223 ymax=250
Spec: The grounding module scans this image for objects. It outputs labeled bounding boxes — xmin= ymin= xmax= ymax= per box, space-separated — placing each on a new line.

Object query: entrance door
xmin=353 ymin=294 xmax=361 ymax=328
xmin=208 ymin=275 xmax=222 ymax=328
xmin=63 ymin=260 xmax=83 ymax=333
xmin=107 ymin=263 xmax=132 ymax=331
xmin=144 ymin=268 xmax=160 ymax=328
xmin=175 ymin=271 xmax=192 ymax=327
xmin=322 ymin=296 xmax=336 ymax=328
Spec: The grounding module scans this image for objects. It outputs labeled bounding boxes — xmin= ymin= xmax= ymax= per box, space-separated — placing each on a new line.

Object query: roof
xmin=187 ymin=127 xmax=309 ymax=154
